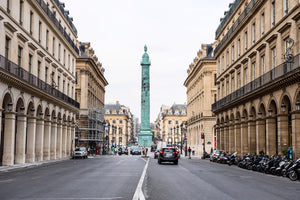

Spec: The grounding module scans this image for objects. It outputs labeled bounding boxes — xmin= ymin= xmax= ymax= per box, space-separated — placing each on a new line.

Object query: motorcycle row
xmin=210 ymin=152 xmax=300 ymax=181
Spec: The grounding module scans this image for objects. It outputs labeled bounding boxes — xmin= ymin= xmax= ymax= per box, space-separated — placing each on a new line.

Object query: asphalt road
xmin=144 ymin=155 xmax=300 ymax=200
xmin=0 ymin=154 xmax=300 ymax=200
xmin=0 ymin=155 xmax=146 ymax=200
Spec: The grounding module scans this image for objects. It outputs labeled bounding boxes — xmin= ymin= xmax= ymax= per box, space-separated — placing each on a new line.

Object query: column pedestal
xmin=2 ymin=112 xmax=16 ymax=166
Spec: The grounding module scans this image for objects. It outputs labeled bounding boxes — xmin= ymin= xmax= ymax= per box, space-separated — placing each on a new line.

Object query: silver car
xmin=72 ymin=147 xmax=88 ymax=159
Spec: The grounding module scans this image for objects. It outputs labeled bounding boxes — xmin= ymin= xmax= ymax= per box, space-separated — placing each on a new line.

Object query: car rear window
xmin=163 ymin=148 xmax=174 ymax=153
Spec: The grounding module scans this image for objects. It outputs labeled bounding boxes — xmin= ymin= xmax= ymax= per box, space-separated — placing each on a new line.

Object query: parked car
xmin=154 ymin=149 xmax=160 ymax=159
xmin=72 ymin=147 xmax=88 ymax=159
xmin=131 ymin=146 xmax=142 ymax=155
xmin=158 ymin=147 xmax=179 ymax=165
xmin=122 ymin=146 xmax=128 ymax=155
xmin=210 ymin=150 xmax=223 ymax=162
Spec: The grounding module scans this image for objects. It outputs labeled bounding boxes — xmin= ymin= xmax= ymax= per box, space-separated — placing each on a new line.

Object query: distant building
xmin=104 ymin=101 xmax=133 ymax=148
xmin=158 ymin=104 xmax=187 ymax=147
xmin=75 ymin=42 xmax=108 ymax=150
xmin=184 ymin=44 xmax=217 ymax=156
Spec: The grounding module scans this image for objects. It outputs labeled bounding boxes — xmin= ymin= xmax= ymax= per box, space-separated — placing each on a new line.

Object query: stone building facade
xmin=160 ymin=104 xmax=187 ymax=147
xmin=75 ymin=42 xmax=108 ymax=149
xmin=213 ymin=0 xmax=300 ymax=158
xmin=154 ymin=105 xmax=170 ymax=141
xmin=184 ymin=44 xmax=217 ymax=156
xmin=104 ymin=102 xmax=133 ymax=148
xmin=0 ymin=0 xmax=79 ymax=166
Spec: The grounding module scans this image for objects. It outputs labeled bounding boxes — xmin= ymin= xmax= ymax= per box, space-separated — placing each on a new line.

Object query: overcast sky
xmin=63 ymin=0 xmax=232 ymax=122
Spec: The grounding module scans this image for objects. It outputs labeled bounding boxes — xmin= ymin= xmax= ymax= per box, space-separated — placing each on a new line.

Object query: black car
xmin=158 ymin=147 xmax=179 ymax=165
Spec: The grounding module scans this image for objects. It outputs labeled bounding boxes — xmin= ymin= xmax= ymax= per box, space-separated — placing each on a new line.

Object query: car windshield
xmin=75 ymin=147 xmax=85 ymax=151
xmin=132 ymin=147 xmax=140 ymax=151
xmin=163 ymin=148 xmax=174 ymax=153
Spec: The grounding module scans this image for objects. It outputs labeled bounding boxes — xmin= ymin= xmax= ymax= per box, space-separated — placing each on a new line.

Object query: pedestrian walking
xmin=188 ymin=147 xmax=191 ymax=159
xmin=112 ymin=146 xmax=115 ymax=155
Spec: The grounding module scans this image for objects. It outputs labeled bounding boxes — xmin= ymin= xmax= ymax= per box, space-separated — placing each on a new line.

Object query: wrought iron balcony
xmin=214 ymin=0 xmax=258 ymax=55
xmin=0 ymin=54 xmax=80 ymax=108
xmin=35 ymin=0 xmax=79 ymax=55
xmin=212 ymin=54 xmax=300 ymax=112
xmin=215 ymin=0 xmax=241 ymax=37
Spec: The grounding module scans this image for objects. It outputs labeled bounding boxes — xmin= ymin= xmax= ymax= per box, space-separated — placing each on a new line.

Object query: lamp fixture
xmin=296 ymin=102 xmax=300 ymax=111
xmin=7 ymin=103 xmax=13 ymax=112
xmin=281 ymin=103 xmax=286 ymax=113
xmin=268 ymin=109 xmax=273 ymax=117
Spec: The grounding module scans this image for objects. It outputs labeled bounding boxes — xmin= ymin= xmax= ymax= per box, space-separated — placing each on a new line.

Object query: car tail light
xmin=213 ymin=154 xmax=216 ymax=156
xmin=160 ymin=151 xmax=164 ymax=154
xmin=174 ymin=151 xmax=178 ymax=155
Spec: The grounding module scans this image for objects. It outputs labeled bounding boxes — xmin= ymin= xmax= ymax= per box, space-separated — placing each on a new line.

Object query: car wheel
xmin=158 ymin=159 xmax=161 ymax=164
xmin=174 ymin=161 xmax=178 ymax=165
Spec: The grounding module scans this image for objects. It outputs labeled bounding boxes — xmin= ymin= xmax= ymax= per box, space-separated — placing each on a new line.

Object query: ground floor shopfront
xmin=215 ymin=83 xmax=300 ymax=159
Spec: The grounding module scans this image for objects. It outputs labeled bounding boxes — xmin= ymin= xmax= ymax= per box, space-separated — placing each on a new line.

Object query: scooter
xmin=287 ymin=158 xmax=300 ymax=181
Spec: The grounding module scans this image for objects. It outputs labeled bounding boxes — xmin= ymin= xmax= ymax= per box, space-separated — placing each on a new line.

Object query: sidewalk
xmin=0 ymin=158 xmax=70 ymax=172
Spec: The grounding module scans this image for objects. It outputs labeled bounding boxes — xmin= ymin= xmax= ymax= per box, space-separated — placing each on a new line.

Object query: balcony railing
xmin=0 ymin=54 xmax=80 ymax=108
xmin=35 ymin=0 xmax=79 ymax=55
xmin=215 ymin=0 xmax=241 ymax=37
xmin=212 ymin=54 xmax=300 ymax=111
xmin=214 ymin=0 xmax=258 ymax=55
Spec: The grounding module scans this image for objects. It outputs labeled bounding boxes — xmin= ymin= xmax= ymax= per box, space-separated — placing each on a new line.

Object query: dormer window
xmin=175 ymin=110 xmax=179 ymax=115
xmin=105 ymin=109 xmax=110 ymax=114
xmin=168 ymin=110 xmax=172 ymax=115
xmin=182 ymin=109 xmax=186 ymax=115
xmin=112 ymin=109 xmax=117 ymax=114
xmin=119 ymin=109 xmax=123 ymax=114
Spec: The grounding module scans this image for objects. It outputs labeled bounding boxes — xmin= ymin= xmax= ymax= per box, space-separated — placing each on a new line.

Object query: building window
xmin=37 ymin=61 xmax=41 ymax=79
xmin=63 ymin=80 xmax=65 ymax=93
xmin=283 ymin=0 xmax=289 ymax=15
xmin=52 ymin=37 xmax=55 ymax=56
xmin=168 ymin=120 xmax=172 ymax=124
xmin=252 ymin=22 xmax=256 ymax=44
xmin=30 ymin=11 xmax=33 ymax=35
xmin=226 ymin=51 xmax=229 ymax=67
xmin=19 ymin=0 xmax=24 ymax=25
xmin=29 ymin=54 xmax=32 ymax=73
xmin=112 ymin=110 xmax=116 ymax=114
xmin=182 ymin=109 xmax=186 ymax=115
xmin=18 ymin=46 xmax=22 ymax=67
xmin=45 ymin=67 xmax=48 ymax=83
xmin=75 ymin=92 xmax=77 ymax=101
xmin=57 ymin=76 xmax=60 ymax=90
xmin=261 ymin=12 xmax=265 ymax=36
xmin=68 ymin=54 xmax=70 ymax=70
xmin=175 ymin=110 xmax=179 ymax=115
xmin=252 ymin=62 xmax=256 ymax=80
xmin=67 ymin=83 xmax=69 ymax=96
xmin=38 ymin=21 xmax=42 ymax=43
xmin=113 ymin=120 xmax=116 ymax=124
xmin=120 ymin=120 xmax=123 ymax=124
xmin=58 ymin=43 xmax=61 ymax=61
xmin=244 ymin=67 xmax=248 ymax=85
xmin=231 ymin=76 xmax=235 ymax=92
xmin=237 ymin=72 xmax=241 ymax=88
xmin=75 ymin=72 xmax=78 ymax=84
xmin=169 ymin=128 xmax=172 ymax=134
xmin=105 ymin=109 xmax=110 ymax=114
xmin=231 ymin=45 xmax=235 ymax=62
xmin=7 ymin=0 xmax=10 ymax=13
xmin=63 ymin=49 xmax=66 ymax=66
xmin=271 ymin=1 xmax=275 ymax=27
xmin=237 ymin=38 xmax=241 ymax=57
xmin=46 ymin=30 xmax=49 ymax=50
xmin=261 ymin=55 xmax=265 ymax=75
xmin=222 ymin=55 xmax=225 ymax=72
xmin=244 ymin=31 xmax=248 ymax=52
xmin=226 ymin=80 xmax=229 ymax=95
xmin=272 ymin=47 xmax=276 ymax=69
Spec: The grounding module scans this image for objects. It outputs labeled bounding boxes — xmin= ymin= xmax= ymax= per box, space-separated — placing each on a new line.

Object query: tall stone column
xmin=248 ymin=118 xmax=256 ymax=154
xmin=2 ymin=112 xmax=16 ymax=166
xmin=229 ymin=121 xmax=234 ymax=153
xmin=50 ymin=117 xmax=57 ymax=160
xmin=256 ymin=117 xmax=266 ymax=154
xmin=241 ymin=118 xmax=248 ymax=155
xmin=43 ymin=115 xmax=51 ymax=161
xmin=216 ymin=126 xmax=220 ymax=150
xmin=220 ymin=124 xmax=224 ymax=151
xmin=67 ymin=124 xmax=71 ymax=157
xmin=15 ymin=113 xmax=27 ymax=164
xmin=35 ymin=116 xmax=44 ymax=162
xmin=292 ymin=111 xmax=300 ymax=159
xmin=62 ymin=121 xmax=67 ymax=158
xmin=266 ymin=117 xmax=277 ymax=155
xmin=234 ymin=119 xmax=241 ymax=154
xmin=277 ymin=114 xmax=289 ymax=155
xmin=56 ymin=119 xmax=62 ymax=159
xmin=224 ymin=123 xmax=229 ymax=152
xmin=26 ymin=116 xmax=36 ymax=163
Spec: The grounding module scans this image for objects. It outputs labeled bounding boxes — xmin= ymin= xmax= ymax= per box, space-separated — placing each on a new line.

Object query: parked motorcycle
xmin=287 ymin=158 xmax=300 ymax=181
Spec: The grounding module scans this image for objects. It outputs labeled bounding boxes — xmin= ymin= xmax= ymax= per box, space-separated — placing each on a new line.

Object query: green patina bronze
xmin=138 ymin=45 xmax=152 ymax=147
